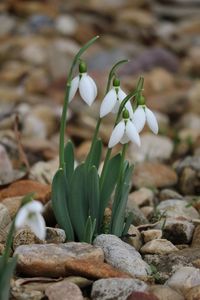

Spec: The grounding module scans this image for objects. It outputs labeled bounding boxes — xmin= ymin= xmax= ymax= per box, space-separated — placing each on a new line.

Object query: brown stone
xmin=45 ymin=281 xmax=83 ymax=300
xmin=0 ymin=180 xmax=51 ymax=204
xmin=149 ymin=285 xmax=184 ymax=300
xmin=185 ymin=285 xmax=200 ymax=300
xmin=133 ymin=162 xmax=178 ymax=188
xmin=127 ymin=291 xmax=159 ymax=300
xmin=2 ymin=196 xmax=22 ymax=218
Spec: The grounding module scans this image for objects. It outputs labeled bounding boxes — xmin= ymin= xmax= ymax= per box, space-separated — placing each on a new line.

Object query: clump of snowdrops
xmin=52 ymin=36 xmax=158 ymax=243
xmin=0 ymin=193 xmax=46 ymax=300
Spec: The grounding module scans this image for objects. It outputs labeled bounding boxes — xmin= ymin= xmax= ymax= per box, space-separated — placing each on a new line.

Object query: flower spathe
xmin=100 ymin=84 xmax=134 ymax=119
xmin=108 ymin=118 xmax=141 ymax=148
xmin=15 ymin=200 xmax=46 ymax=240
xmin=133 ymin=105 xmax=159 ymax=134
xmin=69 ymin=73 xmax=97 ymax=106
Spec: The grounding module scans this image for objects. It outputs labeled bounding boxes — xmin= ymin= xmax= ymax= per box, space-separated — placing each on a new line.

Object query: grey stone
xmin=159 ymin=189 xmax=183 ymax=201
xmin=165 ymin=267 xmax=200 ymax=294
xmin=156 ymin=199 xmax=199 ymax=220
xmin=91 ymin=278 xmax=147 ymax=300
xmin=126 ymin=200 xmax=148 ymax=226
xmin=93 ymin=234 xmax=151 ymax=277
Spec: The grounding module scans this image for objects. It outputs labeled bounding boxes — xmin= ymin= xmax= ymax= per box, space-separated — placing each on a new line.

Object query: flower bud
xmin=122 ymin=108 xmax=130 ymax=120
xmin=79 ymin=60 xmax=87 ymax=74
xmin=113 ymin=77 xmax=120 ymax=87
xmin=137 ymin=95 xmax=145 ymax=105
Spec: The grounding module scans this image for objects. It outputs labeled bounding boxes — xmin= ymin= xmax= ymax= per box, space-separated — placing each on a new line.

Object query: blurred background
xmin=0 ymin=0 xmax=199 ymax=194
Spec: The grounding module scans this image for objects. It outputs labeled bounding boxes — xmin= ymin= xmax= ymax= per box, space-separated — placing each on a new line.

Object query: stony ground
xmin=0 ymin=0 xmax=200 ymax=299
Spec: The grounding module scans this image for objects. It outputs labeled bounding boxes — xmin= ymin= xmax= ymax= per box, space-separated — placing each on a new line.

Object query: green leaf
xmin=51 ymin=169 xmax=74 ymax=241
xmin=83 ymin=216 xmax=96 ymax=243
xmin=0 ymin=256 xmax=17 ymax=300
xmin=69 ymin=164 xmax=88 ymax=241
xmin=87 ymin=166 xmax=100 ymax=230
xmin=122 ymin=212 xmax=134 ymax=236
xmin=99 ymin=154 xmax=121 ymax=226
xmin=64 ymin=140 xmax=75 ymax=183
xmin=85 ymin=138 xmax=102 ymax=169
xmin=111 ymin=163 xmax=134 ymax=236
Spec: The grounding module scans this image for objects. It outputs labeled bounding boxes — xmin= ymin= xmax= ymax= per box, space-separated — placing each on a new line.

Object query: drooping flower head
xmin=15 ymin=200 xmax=46 ymax=240
xmin=133 ymin=95 xmax=159 ymax=134
xmin=69 ymin=60 xmax=97 ymax=106
xmin=100 ymin=77 xmax=134 ymax=119
xmin=108 ymin=109 xmax=141 ymax=148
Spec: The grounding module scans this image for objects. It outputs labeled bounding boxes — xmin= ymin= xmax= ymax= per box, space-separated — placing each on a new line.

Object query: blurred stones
xmin=55 ymin=15 xmax=78 ymax=36
xmin=128 ymin=188 xmax=154 ymax=207
xmin=132 ymin=162 xmax=178 ymax=188
xmin=0 ymin=14 xmax=16 ymax=37
xmin=148 ymin=285 xmax=184 ymax=300
xmin=0 ymin=203 xmax=11 ymax=243
xmin=128 ymin=133 xmax=174 ymax=162
xmin=0 ymin=144 xmax=13 ymax=184
xmin=91 ymin=278 xmax=147 ymax=300
xmin=140 ymin=239 xmax=178 ymax=255
xmin=29 ymin=158 xmax=58 ymax=184
xmin=159 ymin=189 xmax=183 ymax=201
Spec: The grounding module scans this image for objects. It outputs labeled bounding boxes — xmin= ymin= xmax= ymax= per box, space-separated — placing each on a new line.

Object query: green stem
xmin=59 ymin=36 xmax=99 ymax=169
xmin=3 ymin=219 xmax=15 ymax=264
xmin=100 ymin=148 xmax=112 ymax=188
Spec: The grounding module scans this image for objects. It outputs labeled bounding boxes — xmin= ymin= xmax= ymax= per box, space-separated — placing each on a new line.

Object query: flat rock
xmin=166 ymin=267 xmax=200 ymax=294
xmin=132 ymin=162 xmax=178 ymax=189
xmin=156 ymin=199 xmax=199 ymax=220
xmin=0 ymin=180 xmax=51 ymax=204
xmin=140 ymin=239 xmax=178 ymax=255
xmin=129 ymin=133 xmax=173 ymax=162
xmin=14 ymin=243 xmax=104 ymax=277
xmin=91 ymin=278 xmax=147 ymax=300
xmin=45 ymin=281 xmax=83 ymax=300
xmin=163 ymin=218 xmax=194 ymax=244
xmin=93 ymin=234 xmax=151 ymax=278
xmin=148 ymin=285 xmax=184 ymax=300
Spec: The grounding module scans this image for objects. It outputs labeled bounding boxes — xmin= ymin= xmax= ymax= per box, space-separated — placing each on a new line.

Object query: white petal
xmin=15 ymin=206 xmax=28 ymax=228
xmin=132 ymin=106 xmax=146 ymax=132
xmin=120 ymin=132 xmax=129 ymax=144
xmin=108 ymin=121 xmax=125 ymax=148
xmin=145 ymin=107 xmax=159 ymax=134
xmin=125 ymin=101 xmax=134 ymax=120
xmin=26 ymin=213 xmax=46 ymax=240
xmin=26 ymin=200 xmax=43 ymax=213
xmin=117 ymin=88 xmax=127 ymax=102
xmin=100 ymin=88 xmax=117 ymax=118
xmin=126 ymin=120 xmax=141 ymax=147
xmin=87 ymin=75 xmax=97 ymax=99
xmin=79 ymin=74 xmax=96 ymax=106
xmin=111 ymin=100 xmax=120 ymax=114
xmin=69 ymin=76 xmax=79 ymax=102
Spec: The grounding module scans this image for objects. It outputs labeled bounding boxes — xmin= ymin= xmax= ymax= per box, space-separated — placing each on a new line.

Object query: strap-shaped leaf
xmin=122 ymin=212 xmax=134 ymax=236
xmin=51 ymin=169 xmax=74 ymax=241
xmin=99 ymin=154 xmax=121 ymax=226
xmin=111 ymin=163 xmax=134 ymax=236
xmin=69 ymin=163 xmax=88 ymax=241
xmin=0 ymin=256 xmax=17 ymax=300
xmin=87 ymin=166 xmax=100 ymax=230
xmin=85 ymin=138 xmax=102 ymax=169
xmin=83 ymin=216 xmax=96 ymax=243
xmin=64 ymin=140 xmax=75 ymax=183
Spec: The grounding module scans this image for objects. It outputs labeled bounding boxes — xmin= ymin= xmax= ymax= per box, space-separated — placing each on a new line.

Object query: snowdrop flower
xmin=100 ymin=78 xmax=134 ymax=119
xmin=69 ymin=61 xmax=97 ymax=106
xmin=15 ymin=200 xmax=46 ymax=240
xmin=133 ymin=95 xmax=158 ymax=134
xmin=108 ymin=109 xmax=141 ymax=148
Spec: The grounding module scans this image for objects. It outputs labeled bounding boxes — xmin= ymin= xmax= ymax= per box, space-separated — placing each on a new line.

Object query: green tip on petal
xmin=113 ymin=77 xmax=120 ymax=87
xmin=79 ymin=60 xmax=87 ymax=73
xmin=122 ymin=108 xmax=130 ymax=119
xmin=138 ymin=95 xmax=146 ymax=105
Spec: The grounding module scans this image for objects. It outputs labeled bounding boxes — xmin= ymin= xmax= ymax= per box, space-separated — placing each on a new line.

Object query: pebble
xmin=156 ymin=199 xmax=199 ymax=220
xmin=166 ymin=267 xmax=200 ymax=294
xmin=127 ymin=291 xmax=159 ymax=300
xmin=163 ymin=218 xmax=194 ymax=244
xmin=0 ymin=203 xmax=11 ymax=243
xmin=45 ymin=281 xmax=83 ymax=300
xmin=0 ymin=14 xmax=16 ymax=37
xmin=14 ymin=243 xmax=104 ymax=277
xmin=191 ymin=225 xmax=200 ymax=248
xmin=93 ymin=234 xmax=151 ymax=278
xmin=159 ymin=189 xmax=183 ymax=201
xmin=132 ymin=162 xmax=178 ymax=189
xmin=185 ymin=285 xmax=200 ymax=300
xmin=126 ymin=200 xmax=149 ymax=226
xmin=91 ymin=278 xmax=147 ymax=300
xmin=123 ymin=225 xmax=142 ymax=251
xmin=29 ymin=158 xmax=58 ymax=184
xmin=149 ymin=285 xmax=184 ymax=300
xmin=55 ymin=15 xmax=78 ymax=36
xmin=0 ymin=144 xmax=13 ymax=185
xmin=141 ymin=230 xmax=162 ymax=243
xmin=140 ymin=239 xmax=178 ymax=255
xmin=128 ymin=188 xmax=154 ymax=207
xmin=128 ymin=134 xmax=174 ymax=162
xmin=0 ymin=180 xmax=51 ymax=204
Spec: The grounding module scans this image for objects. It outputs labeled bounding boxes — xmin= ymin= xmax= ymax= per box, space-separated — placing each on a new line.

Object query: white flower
xmin=69 ymin=73 xmax=97 ymax=106
xmin=108 ymin=119 xmax=141 ymax=148
xmin=133 ymin=105 xmax=159 ymax=134
xmin=100 ymin=83 xmax=134 ymax=119
xmin=15 ymin=200 xmax=46 ymax=240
